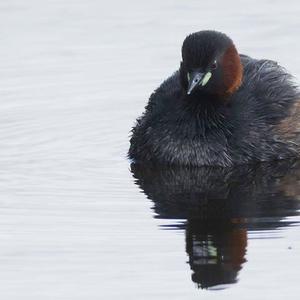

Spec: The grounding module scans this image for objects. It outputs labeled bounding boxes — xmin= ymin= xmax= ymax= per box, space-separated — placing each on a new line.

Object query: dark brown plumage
xmin=129 ymin=30 xmax=300 ymax=166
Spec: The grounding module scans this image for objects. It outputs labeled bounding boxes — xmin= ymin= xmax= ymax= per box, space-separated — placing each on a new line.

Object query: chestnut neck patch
xmin=222 ymin=45 xmax=243 ymax=95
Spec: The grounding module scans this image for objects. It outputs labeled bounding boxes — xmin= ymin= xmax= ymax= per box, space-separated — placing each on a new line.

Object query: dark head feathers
xmin=180 ymin=30 xmax=243 ymax=96
xmin=182 ymin=30 xmax=233 ymax=69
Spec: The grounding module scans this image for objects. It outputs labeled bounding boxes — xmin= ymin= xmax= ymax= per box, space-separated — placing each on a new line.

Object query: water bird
xmin=129 ymin=30 xmax=300 ymax=167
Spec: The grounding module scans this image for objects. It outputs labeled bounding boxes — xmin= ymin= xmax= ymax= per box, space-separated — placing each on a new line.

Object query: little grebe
xmin=129 ymin=30 xmax=300 ymax=167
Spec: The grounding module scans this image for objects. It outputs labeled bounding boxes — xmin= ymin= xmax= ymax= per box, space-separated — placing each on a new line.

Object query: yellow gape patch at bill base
xmin=201 ymin=71 xmax=212 ymax=86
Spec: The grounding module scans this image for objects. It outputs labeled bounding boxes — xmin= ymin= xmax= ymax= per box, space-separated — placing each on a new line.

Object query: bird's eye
xmin=211 ymin=60 xmax=217 ymax=70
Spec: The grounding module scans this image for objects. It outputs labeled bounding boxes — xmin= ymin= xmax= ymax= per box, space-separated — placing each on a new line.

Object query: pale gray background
xmin=0 ymin=0 xmax=300 ymax=299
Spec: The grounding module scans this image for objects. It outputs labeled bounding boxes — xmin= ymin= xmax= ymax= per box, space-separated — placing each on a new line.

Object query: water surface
xmin=1 ymin=0 xmax=300 ymax=299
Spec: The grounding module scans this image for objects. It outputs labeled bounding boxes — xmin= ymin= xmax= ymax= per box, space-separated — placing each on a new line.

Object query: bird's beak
xmin=187 ymin=71 xmax=212 ymax=95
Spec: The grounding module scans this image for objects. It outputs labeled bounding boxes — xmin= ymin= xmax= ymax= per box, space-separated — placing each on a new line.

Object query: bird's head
xmin=180 ymin=30 xmax=243 ymax=97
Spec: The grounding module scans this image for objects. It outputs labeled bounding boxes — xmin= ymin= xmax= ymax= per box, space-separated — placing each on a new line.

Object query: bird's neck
xmin=180 ymin=91 xmax=232 ymax=133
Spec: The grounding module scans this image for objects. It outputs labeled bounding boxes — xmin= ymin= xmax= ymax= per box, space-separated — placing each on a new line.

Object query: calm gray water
xmin=1 ymin=0 xmax=300 ymax=299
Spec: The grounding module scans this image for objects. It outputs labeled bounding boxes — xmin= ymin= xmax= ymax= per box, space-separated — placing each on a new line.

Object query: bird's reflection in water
xmin=131 ymin=160 xmax=300 ymax=289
